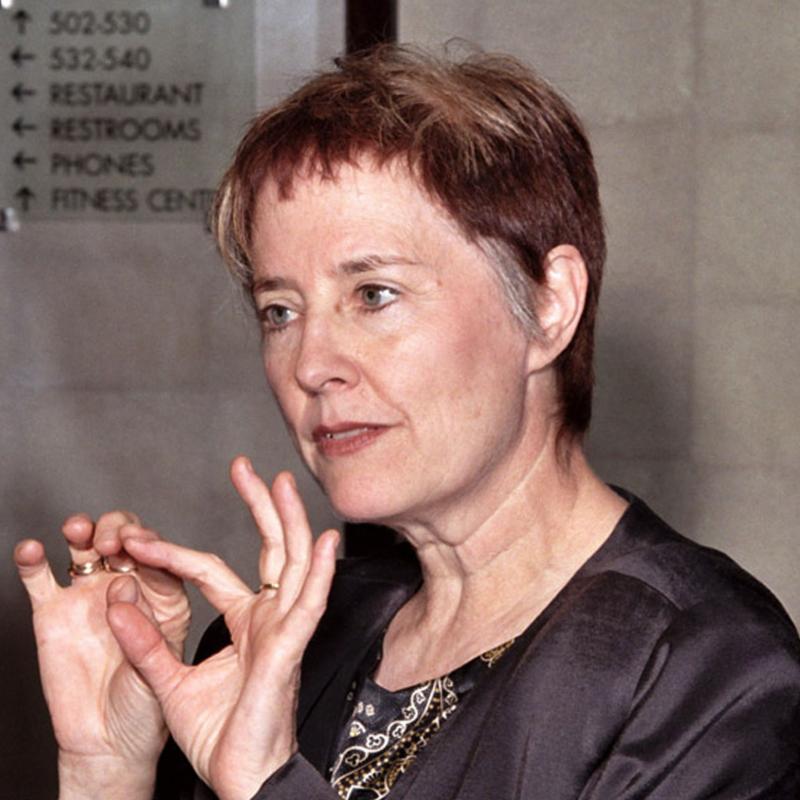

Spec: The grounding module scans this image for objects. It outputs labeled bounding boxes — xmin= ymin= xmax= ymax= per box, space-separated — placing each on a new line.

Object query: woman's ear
xmin=526 ymin=244 xmax=588 ymax=373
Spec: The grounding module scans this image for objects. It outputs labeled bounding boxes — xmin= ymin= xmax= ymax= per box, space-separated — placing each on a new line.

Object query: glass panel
xmin=1 ymin=0 xmax=255 ymax=222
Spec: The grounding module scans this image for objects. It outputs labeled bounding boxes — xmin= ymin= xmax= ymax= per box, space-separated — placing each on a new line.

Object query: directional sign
xmin=14 ymin=186 xmax=35 ymax=211
xmin=1 ymin=1 xmax=255 ymax=222
xmin=13 ymin=9 xmax=32 ymax=35
xmin=10 ymin=45 xmax=35 ymax=66
xmin=11 ymin=82 xmax=37 ymax=102
xmin=12 ymin=116 xmax=37 ymax=136
xmin=13 ymin=150 xmax=37 ymax=170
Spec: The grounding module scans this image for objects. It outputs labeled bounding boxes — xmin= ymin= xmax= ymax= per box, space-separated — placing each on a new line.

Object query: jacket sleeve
xmin=578 ymin=599 xmax=800 ymax=799
xmin=251 ymin=754 xmax=339 ymax=800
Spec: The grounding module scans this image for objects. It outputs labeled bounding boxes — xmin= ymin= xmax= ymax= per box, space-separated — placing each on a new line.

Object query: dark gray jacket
xmin=156 ymin=492 xmax=800 ymax=799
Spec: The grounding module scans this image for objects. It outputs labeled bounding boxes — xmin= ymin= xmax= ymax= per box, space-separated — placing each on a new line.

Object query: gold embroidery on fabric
xmin=331 ymin=677 xmax=458 ymax=799
xmin=349 ymin=720 xmax=366 ymax=738
xmin=478 ymin=637 xmax=517 ymax=668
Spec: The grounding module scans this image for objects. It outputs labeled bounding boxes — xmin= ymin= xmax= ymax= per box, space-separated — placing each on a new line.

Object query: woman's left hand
xmin=105 ymin=456 xmax=339 ymax=800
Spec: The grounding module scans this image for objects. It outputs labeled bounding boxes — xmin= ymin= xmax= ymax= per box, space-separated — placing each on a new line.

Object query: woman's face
xmin=250 ymin=161 xmax=541 ymax=527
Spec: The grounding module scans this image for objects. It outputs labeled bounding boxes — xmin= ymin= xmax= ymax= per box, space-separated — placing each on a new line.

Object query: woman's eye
xmin=359 ymin=285 xmax=398 ymax=309
xmin=260 ymin=304 xmax=297 ymax=331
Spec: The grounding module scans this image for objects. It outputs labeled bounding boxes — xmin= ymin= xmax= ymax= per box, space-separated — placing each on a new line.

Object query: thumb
xmin=107 ymin=581 xmax=185 ymax=703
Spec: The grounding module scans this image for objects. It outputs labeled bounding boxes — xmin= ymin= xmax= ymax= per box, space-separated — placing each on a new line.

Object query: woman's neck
xmin=374 ymin=446 xmax=628 ymax=690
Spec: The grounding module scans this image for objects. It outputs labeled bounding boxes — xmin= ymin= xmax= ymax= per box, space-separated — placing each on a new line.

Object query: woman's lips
xmin=312 ymin=424 xmax=389 ymax=457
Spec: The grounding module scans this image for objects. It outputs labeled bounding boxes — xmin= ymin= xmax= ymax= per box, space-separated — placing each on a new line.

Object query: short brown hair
xmin=213 ymin=44 xmax=605 ymax=439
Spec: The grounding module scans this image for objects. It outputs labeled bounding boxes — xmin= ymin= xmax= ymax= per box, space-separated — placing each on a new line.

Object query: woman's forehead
xmin=251 ymin=160 xmax=468 ymax=266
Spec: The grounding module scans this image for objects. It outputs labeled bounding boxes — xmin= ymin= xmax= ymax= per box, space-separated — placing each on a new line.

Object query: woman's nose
xmin=293 ymin=316 xmax=360 ymax=395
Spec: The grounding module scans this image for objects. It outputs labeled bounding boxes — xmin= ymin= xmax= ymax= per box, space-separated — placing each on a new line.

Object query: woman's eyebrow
xmin=251 ymin=254 xmax=424 ymax=296
xmin=251 ymin=275 xmax=291 ymax=294
xmin=339 ymin=254 xmax=422 ymax=275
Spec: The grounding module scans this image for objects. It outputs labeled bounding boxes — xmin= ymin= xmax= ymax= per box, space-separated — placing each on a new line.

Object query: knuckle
xmin=284 ymin=550 xmax=309 ymax=568
xmin=206 ymin=552 xmax=226 ymax=569
xmin=191 ymin=552 xmax=228 ymax=584
xmin=260 ymin=528 xmax=283 ymax=546
xmin=270 ymin=634 xmax=303 ymax=664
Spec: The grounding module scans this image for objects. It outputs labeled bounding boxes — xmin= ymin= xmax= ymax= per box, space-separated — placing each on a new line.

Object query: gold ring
xmin=68 ymin=559 xmax=104 ymax=578
xmin=103 ymin=557 xmax=138 ymax=574
xmin=260 ymin=581 xmax=280 ymax=592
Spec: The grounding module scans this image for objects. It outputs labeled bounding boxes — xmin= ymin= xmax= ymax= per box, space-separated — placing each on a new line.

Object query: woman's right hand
xmin=15 ymin=512 xmax=190 ymax=799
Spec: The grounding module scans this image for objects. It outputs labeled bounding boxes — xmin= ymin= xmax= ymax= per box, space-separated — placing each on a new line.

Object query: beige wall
xmin=400 ymin=0 xmax=800 ymax=624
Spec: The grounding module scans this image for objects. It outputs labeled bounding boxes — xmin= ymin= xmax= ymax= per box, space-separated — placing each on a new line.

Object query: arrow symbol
xmin=13 ymin=9 xmax=32 ymax=35
xmin=15 ymin=187 xmax=36 ymax=213
xmin=12 ymin=117 xmax=38 ymax=137
xmin=11 ymin=46 xmax=36 ymax=67
xmin=11 ymin=83 xmax=37 ymax=103
xmin=12 ymin=151 xmax=37 ymax=171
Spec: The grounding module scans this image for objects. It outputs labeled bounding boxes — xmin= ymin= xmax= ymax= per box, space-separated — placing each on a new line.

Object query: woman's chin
xmin=324 ymin=482 xmax=404 ymax=526
xmin=329 ymin=497 xmax=394 ymax=525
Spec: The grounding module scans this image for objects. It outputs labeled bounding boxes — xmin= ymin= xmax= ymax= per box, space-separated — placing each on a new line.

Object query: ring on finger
xmin=259 ymin=581 xmax=280 ymax=593
xmin=68 ymin=558 xmax=104 ymax=578
xmin=103 ymin=557 xmax=138 ymax=574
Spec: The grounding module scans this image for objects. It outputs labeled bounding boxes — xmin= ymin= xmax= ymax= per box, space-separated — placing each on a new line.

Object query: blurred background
xmin=2 ymin=1 xmax=798 ymax=795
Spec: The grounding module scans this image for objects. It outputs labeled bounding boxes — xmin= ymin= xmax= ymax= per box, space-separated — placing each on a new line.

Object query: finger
xmin=230 ymin=456 xmax=286 ymax=588
xmin=14 ymin=539 xmax=60 ymax=608
xmin=118 ymin=524 xmax=182 ymax=597
xmin=93 ymin=510 xmax=142 ymax=562
xmin=271 ymin=472 xmax=313 ymax=610
xmin=107 ymin=574 xmax=159 ymax=627
xmin=62 ymin=514 xmax=103 ymax=574
xmin=106 ymin=584 xmax=186 ymax=703
xmin=280 ymin=529 xmax=339 ymax=656
xmin=123 ymin=537 xmax=251 ymax=613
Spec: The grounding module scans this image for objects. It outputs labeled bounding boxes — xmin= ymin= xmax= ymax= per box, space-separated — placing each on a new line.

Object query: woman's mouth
xmin=312 ymin=424 xmax=389 ymax=457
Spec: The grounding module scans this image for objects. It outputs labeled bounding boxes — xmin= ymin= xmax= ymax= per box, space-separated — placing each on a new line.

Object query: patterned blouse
xmin=327 ymin=637 xmax=516 ymax=799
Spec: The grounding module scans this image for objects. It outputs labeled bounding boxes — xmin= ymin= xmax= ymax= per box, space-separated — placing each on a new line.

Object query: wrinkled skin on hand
xmin=15 ymin=510 xmax=190 ymax=794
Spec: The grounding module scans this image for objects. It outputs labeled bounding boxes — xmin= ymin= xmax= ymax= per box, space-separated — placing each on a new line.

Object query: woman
xmin=16 ymin=46 xmax=800 ymax=799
